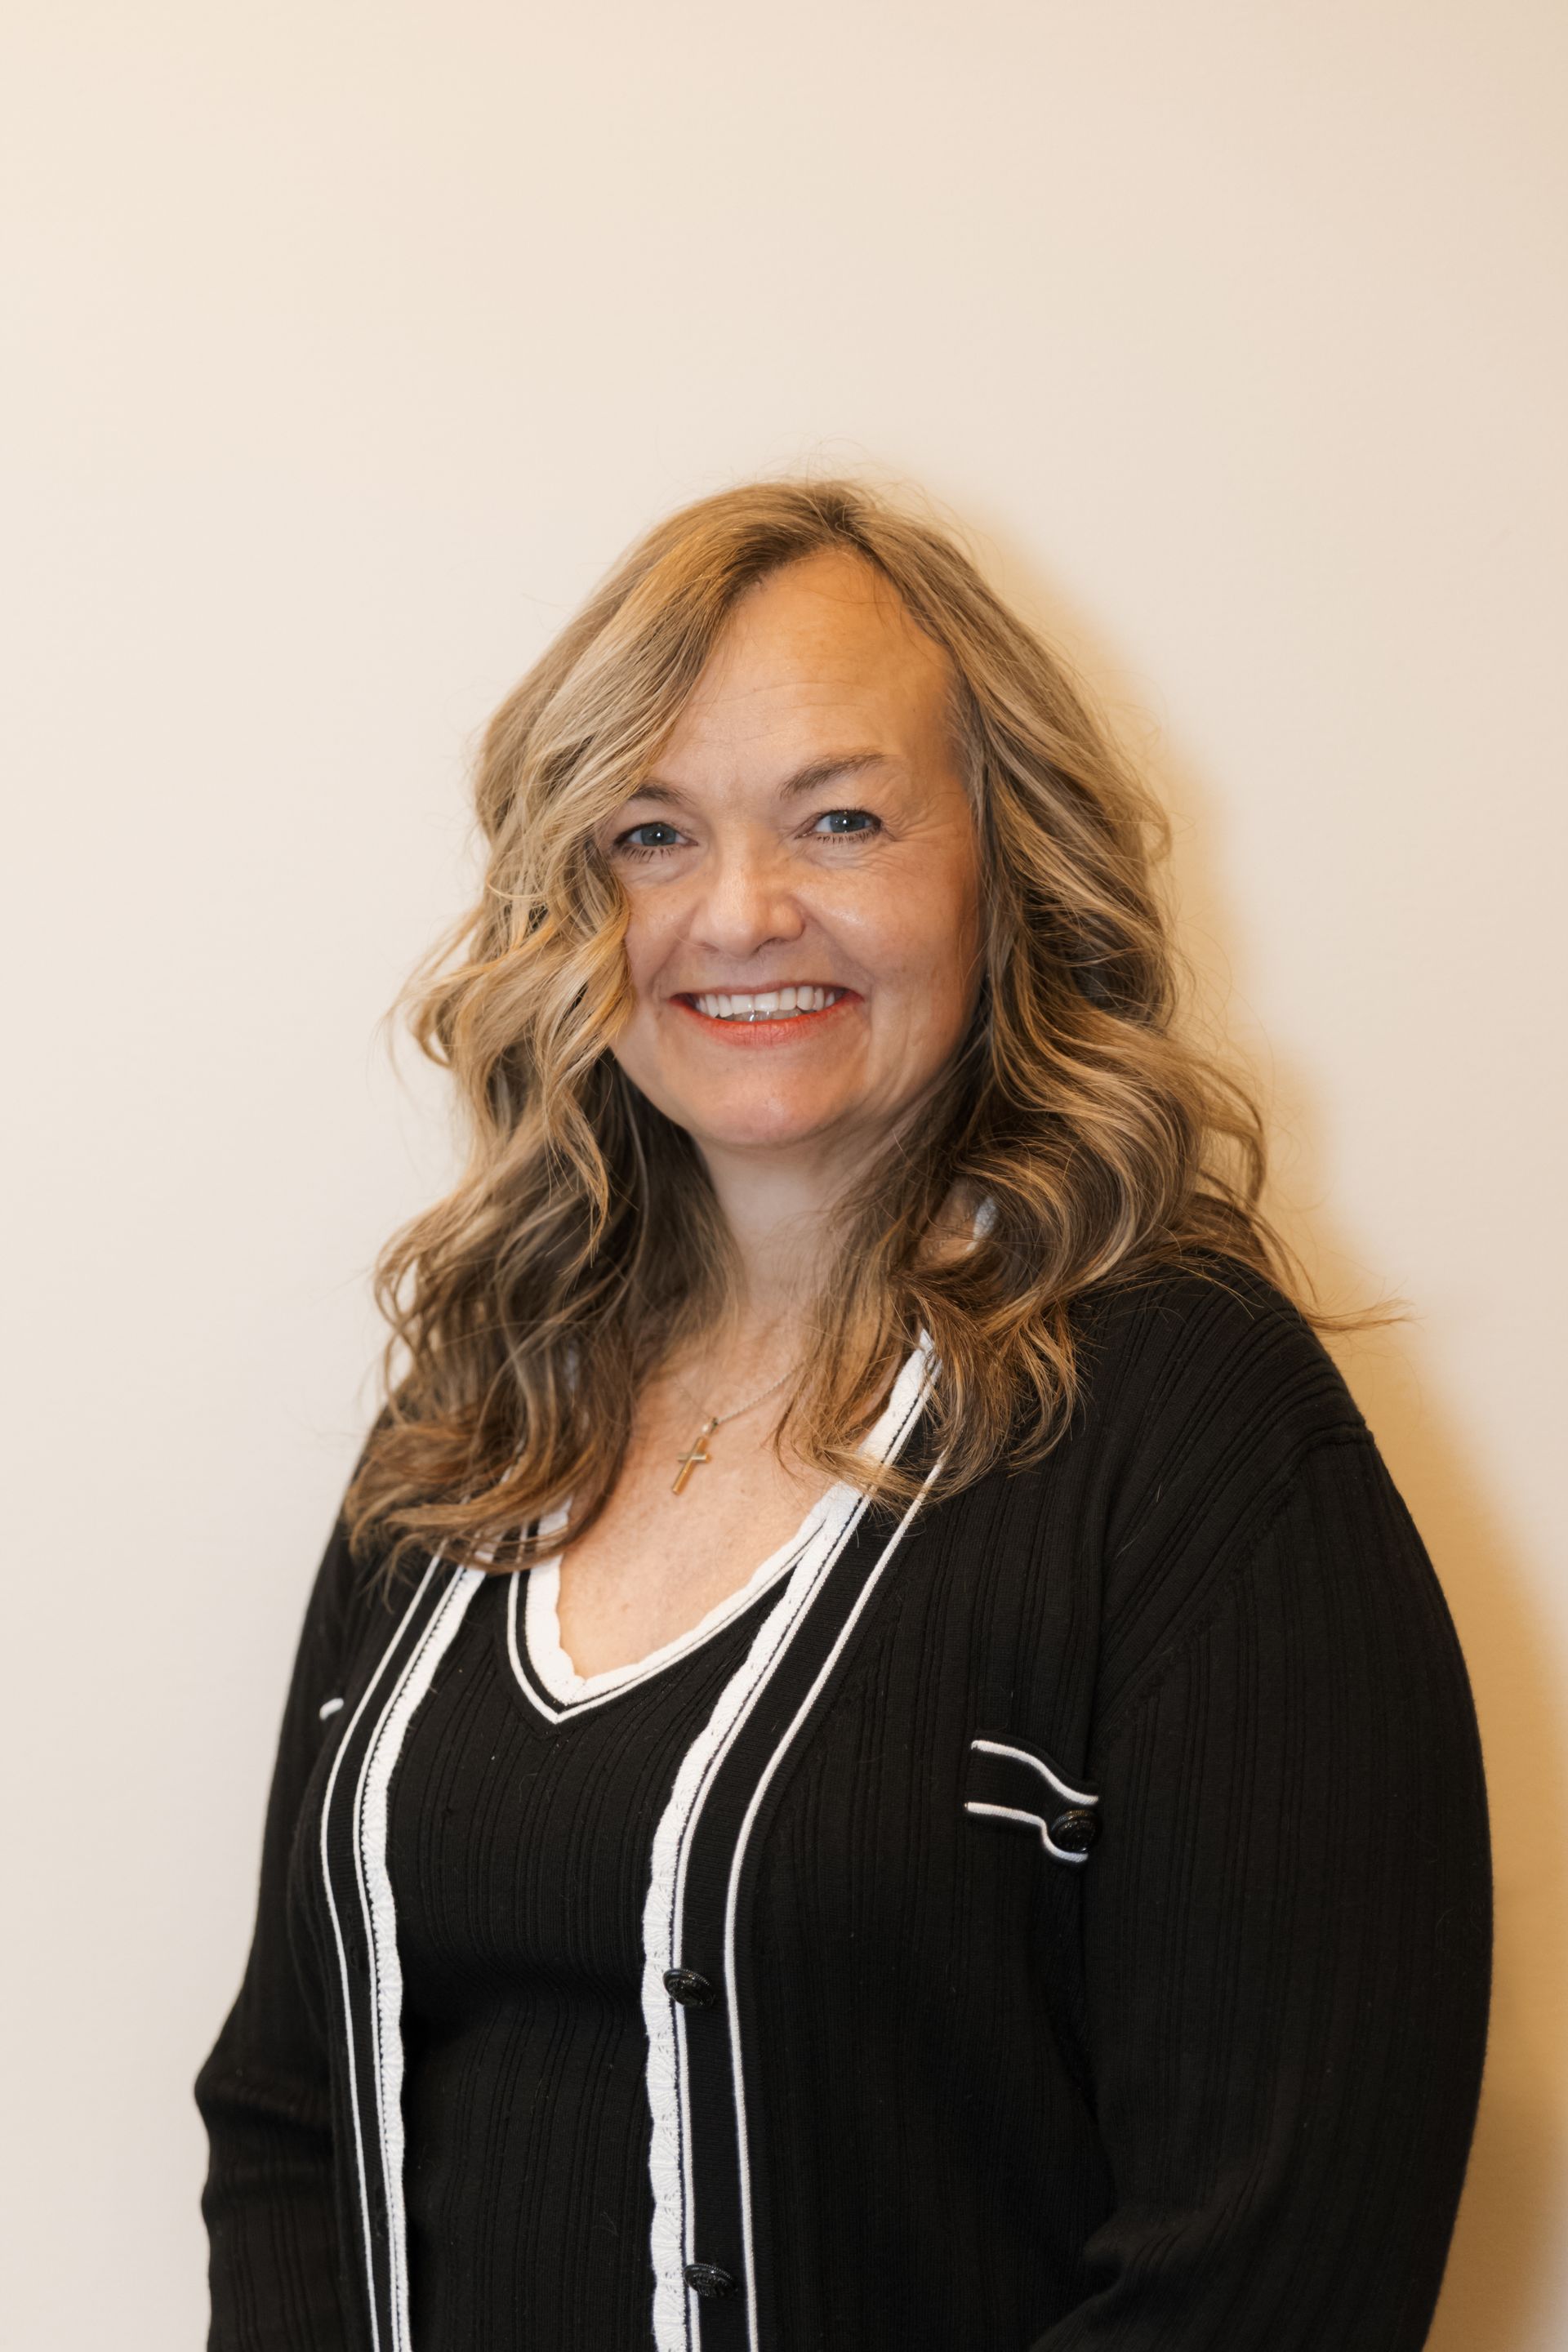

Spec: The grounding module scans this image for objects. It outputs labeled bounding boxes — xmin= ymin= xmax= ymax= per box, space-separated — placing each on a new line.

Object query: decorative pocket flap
xmin=964 ymin=1733 xmax=1102 ymax=1866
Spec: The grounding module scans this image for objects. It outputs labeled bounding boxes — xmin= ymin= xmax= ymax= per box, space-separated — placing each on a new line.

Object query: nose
xmin=686 ymin=835 xmax=806 ymax=962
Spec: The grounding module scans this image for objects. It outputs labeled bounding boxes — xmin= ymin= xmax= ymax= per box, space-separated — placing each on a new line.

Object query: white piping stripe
xmin=639 ymin=1490 xmax=873 ymax=2350
xmin=318 ymin=1555 xmax=441 ymax=2352
xmin=724 ymin=1440 xmax=947 ymax=2352
xmin=352 ymin=1566 xmax=483 ymax=2352
xmin=506 ymin=1572 xmax=563 ymax=1722
xmin=969 ymin=1736 xmax=1098 ymax=1810
xmin=638 ymin=1339 xmax=935 ymax=2352
xmin=505 ymin=1522 xmax=817 ymax=1726
xmin=348 ymin=1610 xmax=441 ymax=2337
xmin=669 ymin=1352 xmax=933 ymax=2311
xmin=666 ymin=1490 xmax=885 ymax=1984
xmin=964 ymin=1797 xmax=1092 ymax=1866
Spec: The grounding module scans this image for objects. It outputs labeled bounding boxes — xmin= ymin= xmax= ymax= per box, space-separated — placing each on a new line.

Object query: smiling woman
xmin=599 ymin=556 xmax=980 ymax=1175
xmin=327 ymin=483 xmax=1276 ymax=1576
xmin=196 ymin=480 xmax=1490 ymax=2352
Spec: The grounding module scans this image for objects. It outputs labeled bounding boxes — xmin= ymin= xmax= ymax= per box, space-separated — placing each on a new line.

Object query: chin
xmin=669 ymin=1088 xmax=855 ymax=1159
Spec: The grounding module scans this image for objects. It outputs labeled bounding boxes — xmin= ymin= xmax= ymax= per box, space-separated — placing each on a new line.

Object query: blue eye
xmin=812 ymin=808 xmax=880 ymax=837
xmin=617 ymin=821 xmax=684 ymax=853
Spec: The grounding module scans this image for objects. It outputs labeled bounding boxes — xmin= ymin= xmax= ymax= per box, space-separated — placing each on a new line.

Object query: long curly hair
xmin=345 ymin=477 xmax=1373 ymax=1575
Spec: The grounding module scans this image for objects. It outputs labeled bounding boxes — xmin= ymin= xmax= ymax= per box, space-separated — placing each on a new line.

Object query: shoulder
xmin=1057 ymin=1254 xmax=1376 ymax=1687
xmin=294 ymin=1452 xmax=427 ymax=1699
xmin=1068 ymin=1249 xmax=1368 ymax=1479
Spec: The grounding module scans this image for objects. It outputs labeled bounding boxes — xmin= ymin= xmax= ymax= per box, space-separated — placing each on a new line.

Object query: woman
xmin=197 ymin=480 xmax=1490 ymax=2352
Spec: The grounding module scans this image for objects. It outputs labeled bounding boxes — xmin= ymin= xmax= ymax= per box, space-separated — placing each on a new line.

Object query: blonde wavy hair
xmin=346 ymin=477 xmax=1370 ymax=1575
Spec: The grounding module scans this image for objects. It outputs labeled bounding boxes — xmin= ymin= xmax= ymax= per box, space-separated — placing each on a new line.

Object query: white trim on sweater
xmin=639 ymin=1339 xmax=936 ymax=2350
xmin=352 ymin=1566 xmax=483 ymax=2352
xmin=510 ymin=1505 xmax=822 ymax=1720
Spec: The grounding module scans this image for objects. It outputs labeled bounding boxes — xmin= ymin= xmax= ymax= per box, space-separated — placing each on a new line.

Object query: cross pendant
xmin=672 ymin=1417 xmax=719 ymax=1496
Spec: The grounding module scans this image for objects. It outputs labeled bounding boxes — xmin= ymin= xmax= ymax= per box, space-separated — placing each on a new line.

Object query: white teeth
xmin=689 ymin=986 xmax=843 ymax=1021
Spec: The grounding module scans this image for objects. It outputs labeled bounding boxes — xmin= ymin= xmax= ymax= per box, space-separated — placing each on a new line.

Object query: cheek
xmin=854 ymin=863 xmax=980 ymax=1036
xmin=618 ymin=892 xmax=673 ymax=1000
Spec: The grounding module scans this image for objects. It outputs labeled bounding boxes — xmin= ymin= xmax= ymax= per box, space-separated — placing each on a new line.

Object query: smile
xmin=681 ymin=986 xmax=849 ymax=1023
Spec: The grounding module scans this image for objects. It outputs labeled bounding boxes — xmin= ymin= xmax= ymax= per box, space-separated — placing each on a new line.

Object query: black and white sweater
xmin=196 ymin=1259 xmax=1491 ymax=2352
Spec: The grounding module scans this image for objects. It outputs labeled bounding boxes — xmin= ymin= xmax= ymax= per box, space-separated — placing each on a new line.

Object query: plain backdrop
xmin=3 ymin=3 xmax=1565 ymax=2345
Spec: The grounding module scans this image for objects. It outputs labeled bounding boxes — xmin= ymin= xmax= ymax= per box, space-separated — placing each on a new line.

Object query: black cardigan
xmin=196 ymin=1261 xmax=1490 ymax=2351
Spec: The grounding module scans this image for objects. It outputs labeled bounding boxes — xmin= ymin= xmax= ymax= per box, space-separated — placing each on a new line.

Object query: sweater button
xmin=663 ymin=1967 xmax=719 ymax=2008
xmin=684 ymin=2261 xmax=737 ymax=2298
xmin=1050 ymin=1808 xmax=1100 ymax=1854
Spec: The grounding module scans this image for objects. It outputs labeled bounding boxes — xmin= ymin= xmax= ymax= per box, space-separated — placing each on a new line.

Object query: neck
xmin=694 ymin=1138 xmax=861 ymax=1348
xmin=666 ymin=1145 xmax=976 ymax=1420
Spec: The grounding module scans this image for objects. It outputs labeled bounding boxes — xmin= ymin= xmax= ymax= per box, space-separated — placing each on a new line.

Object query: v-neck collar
xmin=502 ymin=1333 xmax=935 ymax=1726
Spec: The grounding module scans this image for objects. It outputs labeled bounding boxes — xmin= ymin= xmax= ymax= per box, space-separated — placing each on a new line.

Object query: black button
xmin=663 ymin=1967 xmax=718 ymax=2008
xmin=684 ymin=2261 xmax=737 ymax=2299
xmin=1050 ymin=1808 xmax=1100 ymax=1854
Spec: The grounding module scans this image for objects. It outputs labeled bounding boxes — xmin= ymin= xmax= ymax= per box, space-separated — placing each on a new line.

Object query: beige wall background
xmin=3 ymin=3 xmax=1564 ymax=2344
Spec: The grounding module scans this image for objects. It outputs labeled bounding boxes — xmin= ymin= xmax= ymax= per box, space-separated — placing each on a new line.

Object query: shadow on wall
xmin=1342 ymin=1345 xmax=1564 ymax=2351
xmin=970 ymin=509 xmax=1567 ymax=2352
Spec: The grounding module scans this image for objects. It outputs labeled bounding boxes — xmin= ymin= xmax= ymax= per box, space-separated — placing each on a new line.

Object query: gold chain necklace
xmin=668 ymin=1363 xmax=797 ymax=1495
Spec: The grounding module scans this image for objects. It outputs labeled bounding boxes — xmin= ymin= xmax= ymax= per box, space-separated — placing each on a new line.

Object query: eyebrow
xmin=625 ymin=751 xmax=897 ymax=809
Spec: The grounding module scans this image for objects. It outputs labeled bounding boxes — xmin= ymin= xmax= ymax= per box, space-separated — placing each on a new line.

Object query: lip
xmin=670 ymin=989 xmax=861 ymax=1045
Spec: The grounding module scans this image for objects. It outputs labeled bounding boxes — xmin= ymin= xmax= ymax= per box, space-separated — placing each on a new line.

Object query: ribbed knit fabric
xmin=394 ymin=1570 xmax=783 ymax=2345
xmin=196 ymin=1258 xmax=1491 ymax=2352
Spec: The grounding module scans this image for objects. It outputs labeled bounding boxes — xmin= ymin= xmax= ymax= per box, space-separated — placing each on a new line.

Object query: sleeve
xmin=194 ymin=1509 xmax=365 ymax=2352
xmin=1031 ymin=1432 xmax=1491 ymax=2352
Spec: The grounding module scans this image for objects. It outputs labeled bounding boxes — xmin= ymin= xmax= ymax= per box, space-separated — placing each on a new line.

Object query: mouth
xmin=671 ymin=984 xmax=857 ymax=1036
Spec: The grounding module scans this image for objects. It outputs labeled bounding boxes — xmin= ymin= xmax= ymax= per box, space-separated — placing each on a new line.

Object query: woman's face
xmin=599 ymin=550 xmax=983 ymax=1185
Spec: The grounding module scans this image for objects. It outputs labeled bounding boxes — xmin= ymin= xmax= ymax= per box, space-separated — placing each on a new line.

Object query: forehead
xmin=662 ymin=550 xmax=956 ymax=768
